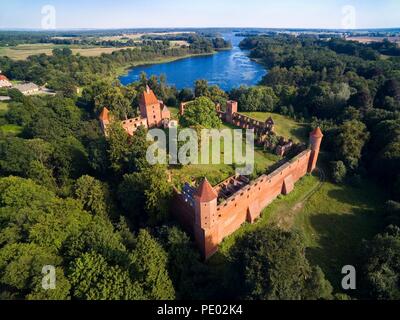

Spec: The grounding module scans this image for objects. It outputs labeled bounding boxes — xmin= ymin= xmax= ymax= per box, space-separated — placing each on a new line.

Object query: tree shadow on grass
xmin=305 ymin=208 xmax=384 ymax=293
xmin=327 ymin=187 xmax=384 ymax=210
xmin=290 ymin=125 xmax=308 ymax=143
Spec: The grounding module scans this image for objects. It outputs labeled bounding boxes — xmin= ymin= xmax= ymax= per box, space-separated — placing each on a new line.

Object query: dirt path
xmin=274 ymin=169 xmax=326 ymax=230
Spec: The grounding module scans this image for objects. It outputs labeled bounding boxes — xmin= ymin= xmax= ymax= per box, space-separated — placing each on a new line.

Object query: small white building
xmin=14 ymin=82 xmax=40 ymax=96
xmin=0 ymin=75 xmax=12 ymax=88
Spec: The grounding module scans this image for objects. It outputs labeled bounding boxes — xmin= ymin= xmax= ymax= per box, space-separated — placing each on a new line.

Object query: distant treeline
xmin=0 ymin=37 xmax=219 ymax=92
xmin=141 ymin=33 xmax=232 ymax=50
xmin=0 ymin=29 xmax=232 ymax=47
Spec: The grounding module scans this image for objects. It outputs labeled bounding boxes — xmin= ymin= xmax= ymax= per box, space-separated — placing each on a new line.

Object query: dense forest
xmin=239 ymin=35 xmax=400 ymax=201
xmin=0 ymin=32 xmax=399 ymax=300
xmin=238 ymin=35 xmax=400 ymax=299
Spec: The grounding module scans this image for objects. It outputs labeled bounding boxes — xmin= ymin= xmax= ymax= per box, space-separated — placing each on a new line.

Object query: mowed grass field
xmin=211 ymin=169 xmax=385 ymax=291
xmin=240 ymin=111 xmax=309 ymax=143
xmin=0 ymin=43 xmax=138 ymax=60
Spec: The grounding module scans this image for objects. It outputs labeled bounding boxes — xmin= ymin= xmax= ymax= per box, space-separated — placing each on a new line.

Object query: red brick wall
xmin=173 ymin=149 xmax=314 ymax=259
xmin=209 ymin=150 xmax=311 ymax=253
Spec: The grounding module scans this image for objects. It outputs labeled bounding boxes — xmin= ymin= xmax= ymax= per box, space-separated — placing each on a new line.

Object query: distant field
xmin=98 ymin=31 xmax=193 ymax=42
xmin=346 ymin=36 xmax=400 ymax=45
xmin=240 ymin=111 xmax=309 ymax=143
xmin=0 ymin=43 xmax=137 ymax=60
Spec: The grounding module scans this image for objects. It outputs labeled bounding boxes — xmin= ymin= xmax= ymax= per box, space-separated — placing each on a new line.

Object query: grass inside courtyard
xmin=169 ymin=111 xmax=301 ymax=186
xmin=170 ymin=121 xmax=281 ymax=186
xmin=240 ymin=111 xmax=309 ymax=143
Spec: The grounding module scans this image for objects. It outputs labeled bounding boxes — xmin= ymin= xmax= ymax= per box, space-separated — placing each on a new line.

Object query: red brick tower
xmin=308 ymin=127 xmax=324 ymax=173
xmin=139 ymin=85 xmax=162 ymax=128
xmin=193 ymin=178 xmax=219 ymax=259
xmin=226 ymin=100 xmax=238 ymax=124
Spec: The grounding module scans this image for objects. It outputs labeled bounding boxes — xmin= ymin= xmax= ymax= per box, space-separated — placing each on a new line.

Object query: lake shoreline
xmin=115 ymin=51 xmax=218 ymax=81
xmin=117 ymin=33 xmax=266 ymax=90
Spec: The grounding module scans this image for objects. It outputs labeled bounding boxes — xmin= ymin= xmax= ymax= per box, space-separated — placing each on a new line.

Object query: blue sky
xmin=1 ymin=0 xmax=399 ymax=30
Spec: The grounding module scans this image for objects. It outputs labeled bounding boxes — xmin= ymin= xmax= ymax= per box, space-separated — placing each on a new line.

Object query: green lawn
xmin=294 ymin=179 xmax=385 ymax=289
xmin=211 ymin=173 xmax=385 ymax=291
xmin=168 ymin=106 xmax=180 ymax=120
xmin=240 ymin=112 xmax=309 ymax=143
xmin=170 ymin=122 xmax=280 ymax=187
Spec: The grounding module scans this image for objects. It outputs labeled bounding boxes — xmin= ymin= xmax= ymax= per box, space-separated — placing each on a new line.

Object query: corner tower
xmin=193 ymin=178 xmax=219 ymax=259
xmin=194 ymin=178 xmax=218 ymax=230
xmin=308 ymin=127 xmax=324 ymax=173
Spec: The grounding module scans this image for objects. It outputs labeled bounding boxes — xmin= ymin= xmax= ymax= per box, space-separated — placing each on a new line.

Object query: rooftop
xmin=194 ymin=178 xmax=218 ymax=202
xmin=141 ymin=85 xmax=159 ymax=106
xmin=310 ymin=127 xmax=323 ymax=138
xmin=14 ymin=82 xmax=39 ymax=92
xmin=99 ymin=107 xmax=110 ymax=122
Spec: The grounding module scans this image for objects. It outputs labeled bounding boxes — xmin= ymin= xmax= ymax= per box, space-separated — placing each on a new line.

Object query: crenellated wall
xmin=198 ymin=149 xmax=312 ymax=258
xmin=172 ymin=147 xmax=318 ymax=259
xmin=172 ymin=98 xmax=323 ymax=259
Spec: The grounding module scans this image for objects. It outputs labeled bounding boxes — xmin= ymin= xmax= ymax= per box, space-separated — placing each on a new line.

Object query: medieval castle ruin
xmin=100 ymin=87 xmax=323 ymax=259
xmin=174 ymin=100 xmax=323 ymax=259
xmin=99 ymin=85 xmax=176 ymax=136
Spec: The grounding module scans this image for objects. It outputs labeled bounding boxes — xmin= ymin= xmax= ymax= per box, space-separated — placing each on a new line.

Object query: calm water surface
xmin=119 ymin=33 xmax=266 ymax=91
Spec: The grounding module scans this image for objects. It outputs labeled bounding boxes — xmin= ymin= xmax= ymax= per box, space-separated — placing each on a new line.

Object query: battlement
xmin=171 ymin=127 xmax=323 ymax=260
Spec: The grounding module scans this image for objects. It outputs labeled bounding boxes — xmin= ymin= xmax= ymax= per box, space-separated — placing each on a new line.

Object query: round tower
xmin=194 ymin=178 xmax=218 ymax=230
xmin=308 ymin=127 xmax=324 ymax=173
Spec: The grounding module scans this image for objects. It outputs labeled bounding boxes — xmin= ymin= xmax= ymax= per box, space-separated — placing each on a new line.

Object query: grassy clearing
xmin=294 ymin=179 xmax=385 ymax=289
xmin=240 ymin=111 xmax=309 ymax=143
xmin=210 ymin=170 xmax=385 ymax=291
xmin=168 ymin=106 xmax=180 ymax=120
xmin=0 ymin=124 xmax=23 ymax=136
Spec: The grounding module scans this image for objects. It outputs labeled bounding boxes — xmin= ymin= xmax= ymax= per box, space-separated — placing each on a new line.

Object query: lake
xmin=119 ymin=33 xmax=266 ymax=91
